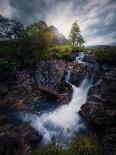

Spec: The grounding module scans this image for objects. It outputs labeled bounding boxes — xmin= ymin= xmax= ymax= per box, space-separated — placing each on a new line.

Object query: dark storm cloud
xmin=0 ymin=0 xmax=116 ymax=45
xmin=9 ymin=0 xmax=54 ymax=24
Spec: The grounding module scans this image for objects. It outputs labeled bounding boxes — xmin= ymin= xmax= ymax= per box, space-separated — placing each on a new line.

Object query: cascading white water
xmin=65 ymin=65 xmax=73 ymax=83
xmin=75 ymin=52 xmax=85 ymax=63
xmin=18 ymin=76 xmax=92 ymax=146
xmin=17 ymin=53 xmax=94 ymax=146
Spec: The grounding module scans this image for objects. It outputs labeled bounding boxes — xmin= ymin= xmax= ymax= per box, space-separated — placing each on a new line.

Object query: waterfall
xmin=65 ymin=66 xmax=73 ymax=83
xmin=17 ymin=78 xmax=92 ymax=146
xmin=17 ymin=53 xmax=94 ymax=146
xmin=75 ymin=52 xmax=85 ymax=63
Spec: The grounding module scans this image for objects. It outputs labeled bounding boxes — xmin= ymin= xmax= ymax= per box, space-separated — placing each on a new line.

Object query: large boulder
xmin=81 ymin=68 xmax=116 ymax=125
xmin=103 ymin=127 xmax=116 ymax=155
xmin=69 ymin=61 xmax=101 ymax=87
xmin=0 ymin=116 xmax=42 ymax=155
xmin=0 ymin=83 xmax=8 ymax=96
xmin=0 ymin=115 xmax=13 ymax=132
xmin=80 ymin=68 xmax=116 ymax=154
xmin=36 ymin=60 xmax=73 ymax=104
xmin=18 ymin=123 xmax=42 ymax=145
xmin=0 ymin=70 xmax=41 ymax=111
xmin=36 ymin=60 xmax=67 ymax=95
xmin=83 ymin=54 xmax=95 ymax=63
xmin=69 ymin=62 xmax=87 ymax=86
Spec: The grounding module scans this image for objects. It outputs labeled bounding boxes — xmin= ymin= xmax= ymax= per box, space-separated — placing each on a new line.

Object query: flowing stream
xmin=17 ymin=53 xmax=94 ymax=146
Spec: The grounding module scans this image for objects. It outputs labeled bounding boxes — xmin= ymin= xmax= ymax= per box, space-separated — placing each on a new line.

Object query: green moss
xmin=32 ymin=135 xmax=103 ymax=155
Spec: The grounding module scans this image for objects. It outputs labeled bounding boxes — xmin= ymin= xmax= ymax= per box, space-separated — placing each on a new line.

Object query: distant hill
xmin=86 ymin=45 xmax=116 ymax=49
xmin=49 ymin=25 xmax=67 ymax=44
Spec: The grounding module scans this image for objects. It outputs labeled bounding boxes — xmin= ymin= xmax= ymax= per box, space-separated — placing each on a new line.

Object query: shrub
xmin=72 ymin=46 xmax=88 ymax=53
xmin=0 ymin=41 xmax=18 ymax=71
xmin=69 ymin=135 xmax=103 ymax=155
xmin=44 ymin=44 xmax=73 ymax=60
xmin=94 ymin=47 xmax=116 ymax=64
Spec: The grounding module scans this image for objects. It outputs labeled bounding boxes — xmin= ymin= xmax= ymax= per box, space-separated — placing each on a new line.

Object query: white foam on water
xmin=17 ymin=52 xmax=95 ymax=145
xmin=75 ymin=52 xmax=85 ymax=63
xmin=18 ymin=76 xmax=92 ymax=146
xmin=65 ymin=65 xmax=73 ymax=83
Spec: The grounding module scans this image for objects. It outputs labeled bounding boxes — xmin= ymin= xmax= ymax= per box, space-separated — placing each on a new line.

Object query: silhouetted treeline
xmin=0 ymin=15 xmax=68 ymax=73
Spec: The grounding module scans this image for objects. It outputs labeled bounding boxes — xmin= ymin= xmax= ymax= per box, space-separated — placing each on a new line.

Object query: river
xmin=16 ymin=53 xmax=94 ymax=146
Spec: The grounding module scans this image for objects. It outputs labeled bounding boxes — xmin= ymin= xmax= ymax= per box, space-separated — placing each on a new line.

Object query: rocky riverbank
xmin=0 ymin=60 xmax=73 ymax=111
xmin=0 ymin=69 xmax=42 ymax=154
xmin=0 ymin=114 xmax=42 ymax=155
xmin=0 ymin=59 xmax=73 ymax=154
xmin=80 ymin=67 xmax=116 ymax=155
xmin=0 ymin=55 xmax=116 ymax=155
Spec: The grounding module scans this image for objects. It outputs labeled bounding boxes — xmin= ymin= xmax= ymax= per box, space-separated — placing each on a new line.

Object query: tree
xmin=18 ymin=21 xmax=52 ymax=64
xmin=69 ymin=21 xmax=85 ymax=47
xmin=0 ymin=15 xmax=24 ymax=41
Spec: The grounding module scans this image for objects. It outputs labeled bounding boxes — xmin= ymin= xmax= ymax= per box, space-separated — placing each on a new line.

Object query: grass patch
xmin=32 ymin=135 xmax=103 ymax=155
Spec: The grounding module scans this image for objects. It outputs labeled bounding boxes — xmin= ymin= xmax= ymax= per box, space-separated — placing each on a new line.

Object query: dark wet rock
xmin=0 ymin=61 xmax=72 ymax=110
xmin=58 ymin=82 xmax=73 ymax=104
xmin=18 ymin=123 xmax=42 ymax=145
xmin=36 ymin=60 xmax=67 ymax=95
xmin=69 ymin=61 xmax=101 ymax=87
xmin=0 ymin=115 xmax=42 ymax=146
xmin=69 ymin=62 xmax=87 ymax=86
xmin=0 ymin=119 xmax=42 ymax=155
xmin=83 ymin=54 xmax=95 ymax=63
xmin=80 ymin=68 xmax=116 ymax=154
xmin=0 ymin=115 xmax=13 ymax=132
xmin=35 ymin=59 xmax=73 ymax=104
xmin=0 ymin=83 xmax=8 ymax=96
xmin=0 ymin=70 xmax=16 ymax=84
xmin=81 ymin=68 xmax=116 ymax=125
xmin=0 ymin=70 xmax=41 ymax=111
xmin=103 ymin=127 xmax=116 ymax=155
xmin=0 ymin=115 xmax=11 ymax=126
xmin=103 ymin=68 xmax=116 ymax=82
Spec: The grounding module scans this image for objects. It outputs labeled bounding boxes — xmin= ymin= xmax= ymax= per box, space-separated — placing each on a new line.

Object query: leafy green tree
xmin=69 ymin=21 xmax=85 ymax=47
xmin=18 ymin=21 xmax=52 ymax=64
xmin=27 ymin=21 xmax=50 ymax=32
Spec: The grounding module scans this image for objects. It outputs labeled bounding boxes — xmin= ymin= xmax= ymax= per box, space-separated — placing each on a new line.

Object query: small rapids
xmin=17 ymin=53 xmax=94 ymax=146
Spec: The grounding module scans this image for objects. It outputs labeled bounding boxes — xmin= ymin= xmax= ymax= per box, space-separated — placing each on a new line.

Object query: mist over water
xmin=17 ymin=53 xmax=94 ymax=146
xmin=18 ymin=76 xmax=92 ymax=146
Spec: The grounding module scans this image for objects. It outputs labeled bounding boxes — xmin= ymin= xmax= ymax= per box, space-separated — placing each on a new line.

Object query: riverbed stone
xmin=0 ymin=119 xmax=42 ymax=155
xmin=80 ymin=68 xmax=116 ymax=154
xmin=0 ymin=83 xmax=8 ymax=96
xmin=36 ymin=60 xmax=67 ymax=95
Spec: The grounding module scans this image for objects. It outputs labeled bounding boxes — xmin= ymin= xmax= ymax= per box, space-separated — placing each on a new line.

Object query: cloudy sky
xmin=0 ymin=0 xmax=116 ymax=45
